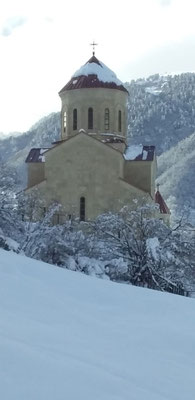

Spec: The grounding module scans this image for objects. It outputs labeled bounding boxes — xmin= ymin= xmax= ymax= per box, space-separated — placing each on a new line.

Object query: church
xmin=25 ymin=49 xmax=170 ymax=223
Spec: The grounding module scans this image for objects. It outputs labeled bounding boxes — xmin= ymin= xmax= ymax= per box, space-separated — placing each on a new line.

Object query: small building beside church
xmin=25 ymin=52 xmax=169 ymax=222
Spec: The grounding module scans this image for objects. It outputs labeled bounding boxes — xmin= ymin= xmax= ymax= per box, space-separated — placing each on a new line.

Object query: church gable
xmin=34 ymin=133 xmax=125 ymax=219
xmin=44 ymin=132 xmax=124 ymax=185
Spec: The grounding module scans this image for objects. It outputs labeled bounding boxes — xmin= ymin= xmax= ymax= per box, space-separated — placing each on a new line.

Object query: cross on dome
xmin=90 ymin=41 xmax=98 ymax=56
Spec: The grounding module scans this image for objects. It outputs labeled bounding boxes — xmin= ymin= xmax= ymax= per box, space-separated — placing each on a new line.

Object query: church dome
xmin=59 ymin=54 xmax=128 ymax=140
xmin=59 ymin=55 xmax=128 ymax=94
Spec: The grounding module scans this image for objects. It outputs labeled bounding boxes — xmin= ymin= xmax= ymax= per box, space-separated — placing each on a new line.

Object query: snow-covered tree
xmin=0 ymin=162 xmax=23 ymax=248
xmin=92 ymin=206 xmax=192 ymax=295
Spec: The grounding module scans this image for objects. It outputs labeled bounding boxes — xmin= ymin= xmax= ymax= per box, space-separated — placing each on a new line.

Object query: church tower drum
xmin=58 ymin=55 xmax=128 ymax=141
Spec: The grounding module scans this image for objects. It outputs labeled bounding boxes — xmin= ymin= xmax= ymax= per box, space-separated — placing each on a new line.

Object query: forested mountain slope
xmin=126 ymin=72 xmax=195 ymax=154
xmin=157 ymin=132 xmax=195 ymax=222
xmin=0 ymin=112 xmax=60 ymax=187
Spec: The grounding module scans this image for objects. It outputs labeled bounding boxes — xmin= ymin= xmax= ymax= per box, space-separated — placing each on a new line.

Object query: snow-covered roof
xmin=72 ymin=57 xmax=122 ymax=85
xmin=124 ymin=145 xmax=155 ymax=161
xmin=25 ymin=148 xmax=49 ymax=163
xmin=59 ymin=56 xmax=128 ymax=94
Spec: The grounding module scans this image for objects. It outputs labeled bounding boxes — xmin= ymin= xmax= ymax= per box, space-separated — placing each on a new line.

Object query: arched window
xmin=64 ymin=111 xmax=67 ymax=133
xmin=88 ymin=107 xmax=93 ymax=129
xmin=80 ymin=197 xmax=85 ymax=221
xmin=118 ymin=110 xmax=122 ymax=132
xmin=104 ymin=108 xmax=110 ymax=130
xmin=73 ymin=108 xmax=77 ymax=130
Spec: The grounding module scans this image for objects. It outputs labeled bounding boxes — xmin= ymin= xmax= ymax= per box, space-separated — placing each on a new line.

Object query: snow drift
xmin=0 ymin=250 xmax=195 ymax=400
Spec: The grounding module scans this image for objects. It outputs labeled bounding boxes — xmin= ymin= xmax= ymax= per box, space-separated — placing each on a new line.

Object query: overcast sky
xmin=1 ymin=0 xmax=195 ymax=133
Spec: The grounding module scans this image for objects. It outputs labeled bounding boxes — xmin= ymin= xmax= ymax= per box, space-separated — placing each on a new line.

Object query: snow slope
xmin=157 ymin=132 xmax=195 ymax=223
xmin=0 ymin=250 xmax=195 ymax=400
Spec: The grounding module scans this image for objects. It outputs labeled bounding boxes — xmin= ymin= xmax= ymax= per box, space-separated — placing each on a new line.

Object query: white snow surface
xmin=1 ymin=249 xmax=195 ymax=400
xmin=38 ymin=148 xmax=48 ymax=162
xmin=142 ymin=149 xmax=148 ymax=160
xmin=124 ymin=144 xmax=143 ymax=160
xmin=146 ymin=237 xmax=160 ymax=260
xmin=72 ymin=60 xmax=123 ymax=85
xmin=145 ymin=86 xmax=162 ymax=95
xmin=39 ymin=148 xmax=48 ymax=155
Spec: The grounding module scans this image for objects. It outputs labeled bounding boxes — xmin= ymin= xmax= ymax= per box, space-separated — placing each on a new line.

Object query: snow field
xmin=0 ymin=249 xmax=195 ymax=400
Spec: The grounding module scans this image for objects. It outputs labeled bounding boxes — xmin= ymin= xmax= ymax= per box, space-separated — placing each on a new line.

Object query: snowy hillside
xmin=1 ymin=250 xmax=195 ymax=400
xmin=0 ymin=112 xmax=60 ymax=187
xmin=157 ymin=132 xmax=195 ymax=222
xmin=126 ymin=72 xmax=195 ymax=154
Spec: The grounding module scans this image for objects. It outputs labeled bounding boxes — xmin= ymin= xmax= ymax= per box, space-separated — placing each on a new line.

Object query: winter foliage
xmin=0 ymin=189 xmax=194 ymax=295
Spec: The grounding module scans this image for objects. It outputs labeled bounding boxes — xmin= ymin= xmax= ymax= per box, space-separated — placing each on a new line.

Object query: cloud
xmin=122 ymin=36 xmax=195 ymax=80
xmin=1 ymin=16 xmax=28 ymax=36
xmin=158 ymin=0 xmax=172 ymax=6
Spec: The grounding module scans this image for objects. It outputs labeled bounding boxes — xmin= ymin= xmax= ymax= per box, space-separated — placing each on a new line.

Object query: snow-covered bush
xmin=92 ymin=206 xmax=193 ymax=294
xmin=1 ymin=188 xmax=194 ymax=295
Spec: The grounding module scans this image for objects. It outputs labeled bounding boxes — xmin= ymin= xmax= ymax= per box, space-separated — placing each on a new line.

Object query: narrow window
xmin=64 ymin=111 xmax=67 ymax=133
xmin=73 ymin=108 xmax=77 ymax=130
xmin=53 ymin=213 xmax=60 ymax=225
xmin=80 ymin=197 xmax=85 ymax=221
xmin=57 ymin=214 xmax=60 ymax=224
xmin=118 ymin=110 xmax=122 ymax=132
xmin=104 ymin=108 xmax=110 ymax=130
xmin=88 ymin=107 xmax=93 ymax=129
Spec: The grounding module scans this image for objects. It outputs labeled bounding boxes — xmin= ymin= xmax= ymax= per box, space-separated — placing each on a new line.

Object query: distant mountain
xmin=0 ymin=113 xmax=60 ymax=187
xmin=0 ymin=73 xmax=194 ymax=223
xmin=126 ymin=72 xmax=195 ymax=154
xmin=157 ymin=132 xmax=195 ymax=223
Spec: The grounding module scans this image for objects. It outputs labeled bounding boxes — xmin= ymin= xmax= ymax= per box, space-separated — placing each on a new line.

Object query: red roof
xmin=155 ymin=190 xmax=170 ymax=214
xmin=59 ymin=56 xmax=128 ymax=94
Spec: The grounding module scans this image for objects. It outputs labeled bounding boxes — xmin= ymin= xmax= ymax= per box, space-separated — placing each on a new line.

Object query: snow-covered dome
xmin=59 ymin=56 xmax=128 ymax=93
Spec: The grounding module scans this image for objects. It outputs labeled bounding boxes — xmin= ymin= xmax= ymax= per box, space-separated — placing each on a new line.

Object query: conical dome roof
xmin=59 ymin=56 xmax=128 ymax=94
